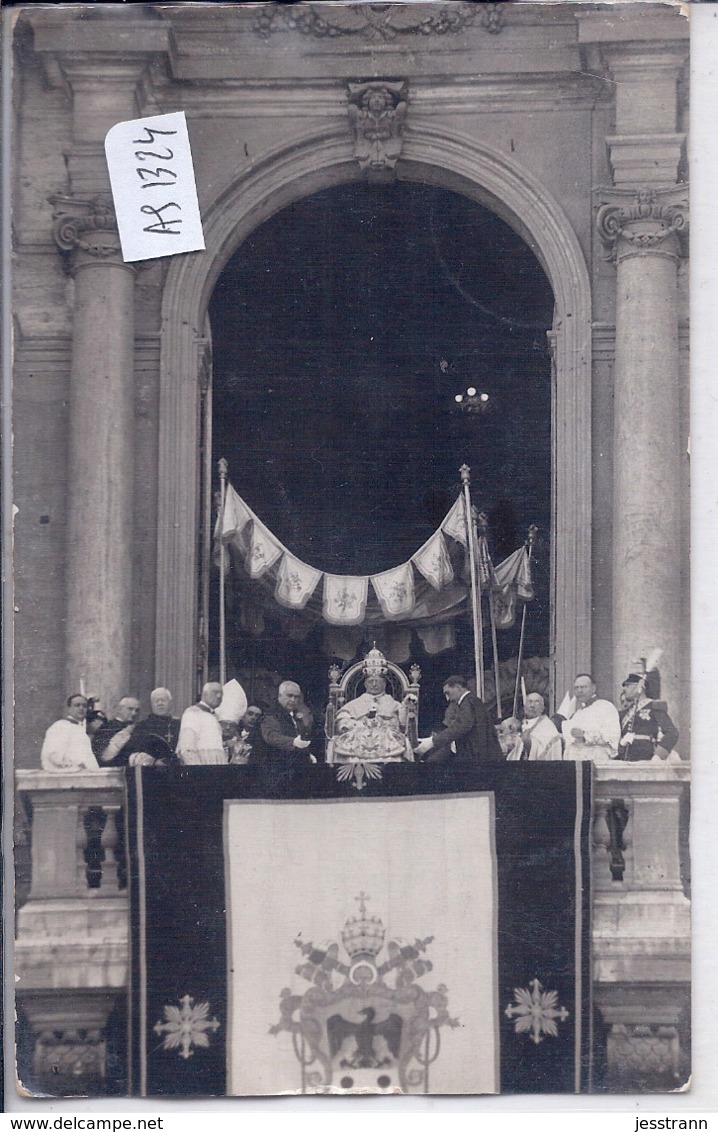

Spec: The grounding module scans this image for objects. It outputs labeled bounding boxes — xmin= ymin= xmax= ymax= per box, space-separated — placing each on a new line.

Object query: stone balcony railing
xmin=591 ymin=762 xmax=691 ymax=1091
xmin=14 ymin=763 xmax=690 ymax=1093
xmin=15 ymin=770 xmax=128 ymax=1092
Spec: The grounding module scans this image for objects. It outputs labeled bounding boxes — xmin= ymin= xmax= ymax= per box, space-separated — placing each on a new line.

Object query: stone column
xmin=582 ymin=27 xmax=689 ymax=727
xmin=596 ymin=188 xmax=688 ymax=719
xmin=33 ymin=33 xmax=160 ymax=707
xmin=53 ymin=196 xmax=136 ymax=707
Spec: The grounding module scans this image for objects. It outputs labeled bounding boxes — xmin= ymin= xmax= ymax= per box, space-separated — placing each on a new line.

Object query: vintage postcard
xmin=6 ymin=0 xmax=696 ymax=1104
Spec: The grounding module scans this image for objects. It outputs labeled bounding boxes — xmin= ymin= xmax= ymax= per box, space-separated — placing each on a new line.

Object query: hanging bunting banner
xmin=215 ymin=480 xmax=534 ymax=629
xmin=323 ymin=574 xmax=369 ymax=626
xmin=247 ymin=518 xmax=283 ymax=580
xmin=441 ymin=495 xmax=468 ymax=545
xmin=476 ymin=531 xmax=495 ymax=588
xmin=490 ymin=547 xmax=534 ymax=629
xmin=275 ymin=552 xmax=322 ymax=611
xmin=412 ymin=529 xmax=454 ymax=591
xmin=216 ymin=483 xmax=253 ymax=540
xmin=517 ymin=549 xmax=534 ymax=601
xmin=371 ymin=560 xmax=415 ymax=619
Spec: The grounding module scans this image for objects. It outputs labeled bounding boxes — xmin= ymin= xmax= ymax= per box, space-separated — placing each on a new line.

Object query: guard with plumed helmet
xmin=618 ymin=649 xmax=679 ymax=762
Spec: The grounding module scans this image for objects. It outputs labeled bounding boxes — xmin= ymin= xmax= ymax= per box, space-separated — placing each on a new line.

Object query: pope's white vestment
xmin=334 ymin=692 xmax=411 ymax=760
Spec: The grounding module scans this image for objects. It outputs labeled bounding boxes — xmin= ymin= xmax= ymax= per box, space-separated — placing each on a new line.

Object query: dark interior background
xmin=208 ymin=180 xmax=554 ymax=720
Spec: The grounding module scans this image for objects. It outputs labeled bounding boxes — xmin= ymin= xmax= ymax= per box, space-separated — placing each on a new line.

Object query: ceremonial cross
xmin=355 ymin=891 xmax=370 ymax=915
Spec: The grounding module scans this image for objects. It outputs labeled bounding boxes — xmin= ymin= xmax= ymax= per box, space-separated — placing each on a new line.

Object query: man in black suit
xmin=414 ymin=675 xmax=503 ymax=765
xmin=260 ymin=681 xmax=317 ymax=765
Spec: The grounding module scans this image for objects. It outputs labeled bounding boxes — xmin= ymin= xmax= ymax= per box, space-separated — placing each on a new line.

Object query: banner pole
xmin=460 ymin=464 xmax=484 ymax=699
xmin=79 ymin=675 xmax=87 ymax=733
xmin=512 ymin=524 xmax=538 ymax=719
xmin=478 ymin=510 xmax=502 ymax=718
xmin=218 ymin=457 xmax=228 ymax=687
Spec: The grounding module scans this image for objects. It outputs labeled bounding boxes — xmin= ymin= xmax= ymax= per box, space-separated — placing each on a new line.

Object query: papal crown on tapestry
xmin=341 ymin=893 xmax=386 ymax=961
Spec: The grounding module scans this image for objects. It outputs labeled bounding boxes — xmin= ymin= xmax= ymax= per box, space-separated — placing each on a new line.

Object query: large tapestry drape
xmin=127 ymin=761 xmax=591 ymax=1096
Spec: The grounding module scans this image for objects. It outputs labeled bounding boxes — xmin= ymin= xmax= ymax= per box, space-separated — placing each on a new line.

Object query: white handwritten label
xmin=104 ymin=111 xmax=205 ymax=263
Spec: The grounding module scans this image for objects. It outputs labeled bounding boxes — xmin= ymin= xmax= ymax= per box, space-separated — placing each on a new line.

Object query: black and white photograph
xmin=6 ymin=0 xmax=696 ymax=1103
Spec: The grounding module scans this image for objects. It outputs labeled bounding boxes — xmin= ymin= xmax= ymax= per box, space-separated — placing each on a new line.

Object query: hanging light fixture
xmin=455 ymin=388 xmax=492 ymax=414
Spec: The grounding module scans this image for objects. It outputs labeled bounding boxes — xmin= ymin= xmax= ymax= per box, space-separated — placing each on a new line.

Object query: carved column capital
xmin=595 ymin=185 xmax=688 ymax=264
xmin=51 ymin=193 xmax=133 ymax=274
xmin=347 ymin=81 xmax=408 ymax=176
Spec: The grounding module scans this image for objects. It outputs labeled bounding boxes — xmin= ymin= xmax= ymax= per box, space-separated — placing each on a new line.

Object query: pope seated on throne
xmin=331 ymin=648 xmax=416 ymax=763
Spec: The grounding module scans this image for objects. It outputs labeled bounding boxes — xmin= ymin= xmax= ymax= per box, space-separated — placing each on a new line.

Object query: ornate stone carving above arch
xmin=156 ymin=125 xmax=591 ymax=710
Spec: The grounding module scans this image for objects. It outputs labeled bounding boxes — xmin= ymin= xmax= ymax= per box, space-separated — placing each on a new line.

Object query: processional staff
xmin=477 ymin=510 xmax=502 ymax=718
xmin=459 ymin=464 xmax=484 ymax=701
xmin=79 ymin=674 xmax=88 ymax=734
xmin=512 ymin=524 xmax=538 ymax=720
xmin=218 ymin=457 xmax=229 ymax=687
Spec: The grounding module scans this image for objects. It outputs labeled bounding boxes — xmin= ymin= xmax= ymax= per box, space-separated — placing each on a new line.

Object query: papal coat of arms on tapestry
xmin=269 ymin=893 xmax=458 ymax=1093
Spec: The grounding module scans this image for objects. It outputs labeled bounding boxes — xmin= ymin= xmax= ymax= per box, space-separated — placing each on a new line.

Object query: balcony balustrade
xmin=591 ymin=762 xmax=690 ymax=1091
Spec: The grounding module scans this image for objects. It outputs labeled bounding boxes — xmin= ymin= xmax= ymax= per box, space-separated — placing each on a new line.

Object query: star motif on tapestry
xmin=153 ymin=994 xmax=220 ymax=1060
xmin=504 ymin=978 xmax=569 ymax=1044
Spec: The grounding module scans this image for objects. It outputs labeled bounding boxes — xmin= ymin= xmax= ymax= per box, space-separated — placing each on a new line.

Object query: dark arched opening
xmin=208 ymin=180 xmax=554 ymax=719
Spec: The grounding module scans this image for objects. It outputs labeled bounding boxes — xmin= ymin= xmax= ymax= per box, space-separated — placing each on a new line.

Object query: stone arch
xmin=156 ymin=125 xmax=591 ymax=709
